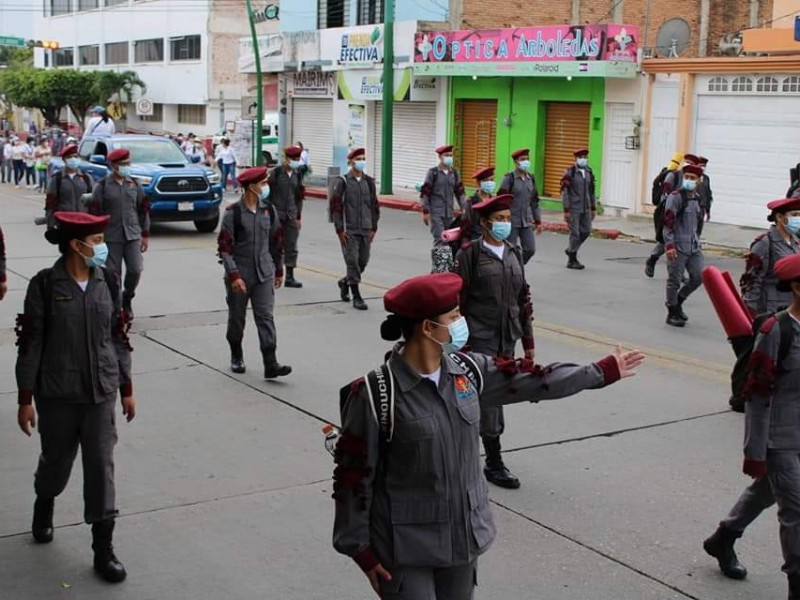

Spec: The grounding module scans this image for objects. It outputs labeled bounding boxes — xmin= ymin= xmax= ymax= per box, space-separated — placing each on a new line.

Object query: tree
xmin=0 ymin=68 xmax=63 ymax=125
xmin=92 ymin=70 xmax=147 ymax=115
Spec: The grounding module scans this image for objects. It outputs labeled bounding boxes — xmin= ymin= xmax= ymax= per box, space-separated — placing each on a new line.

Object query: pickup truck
xmin=51 ymin=134 xmax=224 ymax=233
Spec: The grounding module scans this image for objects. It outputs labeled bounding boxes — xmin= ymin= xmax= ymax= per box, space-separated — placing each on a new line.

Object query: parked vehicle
xmin=51 ymin=134 xmax=224 ymax=233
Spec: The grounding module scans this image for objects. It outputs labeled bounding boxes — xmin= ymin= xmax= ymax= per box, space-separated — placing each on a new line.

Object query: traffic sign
xmin=0 ymin=36 xmax=26 ymax=48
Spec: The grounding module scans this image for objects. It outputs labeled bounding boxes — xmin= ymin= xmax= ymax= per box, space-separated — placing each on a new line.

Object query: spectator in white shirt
xmin=182 ymin=133 xmax=196 ymax=154
xmin=186 ymin=140 xmax=208 ymax=165
xmin=23 ymin=140 xmax=36 ymax=187
xmin=214 ymin=138 xmax=238 ymax=193
xmin=2 ymin=137 xmax=12 ymax=184
xmin=10 ymin=138 xmax=25 ymax=186
xmin=84 ymin=106 xmax=116 ymax=137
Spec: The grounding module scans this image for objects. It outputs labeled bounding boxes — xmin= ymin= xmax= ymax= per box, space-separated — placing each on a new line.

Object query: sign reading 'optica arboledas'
xmin=413 ymin=24 xmax=640 ymax=78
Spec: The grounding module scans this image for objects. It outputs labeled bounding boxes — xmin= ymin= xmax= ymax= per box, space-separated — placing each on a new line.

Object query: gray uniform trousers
xmin=720 ymin=475 xmax=774 ymax=534
xmin=106 ymin=240 xmax=143 ymax=303
xmin=666 ymin=251 xmax=704 ymax=306
xmin=430 ymin=214 xmax=447 ymax=247
xmin=278 ymin=210 xmax=300 ymax=269
xmin=507 ymin=226 xmax=536 ymax=264
xmin=768 ymin=451 xmax=800 ymax=576
xmin=341 ymin=231 xmax=371 ymax=285
xmin=379 ymin=560 xmax=477 ymax=600
xmin=568 ymin=211 xmax=592 ymax=254
xmin=225 ymin=275 xmax=276 ymax=352
xmin=649 ymin=241 xmax=666 ymax=259
xmin=35 ymin=400 xmax=118 ymax=524
xmin=471 ymin=344 xmax=506 ymax=439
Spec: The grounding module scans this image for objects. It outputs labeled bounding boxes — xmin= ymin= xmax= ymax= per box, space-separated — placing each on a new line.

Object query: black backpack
xmin=730 ymin=310 xmax=793 ymax=401
xmin=651 ymin=167 xmax=670 ymax=206
xmin=654 ymin=190 xmax=688 ymax=244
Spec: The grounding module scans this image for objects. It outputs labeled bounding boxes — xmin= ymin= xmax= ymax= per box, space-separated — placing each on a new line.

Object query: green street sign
xmin=0 ymin=36 xmax=26 ymax=47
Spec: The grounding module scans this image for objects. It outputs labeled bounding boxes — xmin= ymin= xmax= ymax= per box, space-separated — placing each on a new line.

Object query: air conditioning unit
xmin=718 ymin=32 xmax=743 ymax=56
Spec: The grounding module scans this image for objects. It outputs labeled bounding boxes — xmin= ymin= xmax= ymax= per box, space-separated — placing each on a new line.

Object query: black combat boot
xmin=788 ymin=573 xmax=800 ymax=600
xmin=351 ymin=285 xmax=368 ymax=311
xmin=644 ymin=256 xmax=658 ymax=278
xmin=230 ymin=342 xmax=245 ymax=374
xmin=121 ymin=293 xmax=134 ymax=322
xmin=92 ymin=519 xmax=127 ymax=583
xmin=263 ymin=347 xmax=292 ymax=379
xmin=566 ymin=252 xmax=585 ymax=270
xmin=729 ymin=395 xmax=745 ymax=413
xmin=666 ymin=305 xmax=685 ymax=327
xmin=284 ymin=267 xmax=303 ymax=288
xmin=482 ymin=436 xmax=520 ymax=489
xmin=32 ymin=496 xmax=54 ymax=543
xmin=703 ymin=525 xmax=747 ymax=580
xmin=338 ymin=278 xmax=350 ymax=302
xmin=675 ymin=298 xmax=689 ymax=322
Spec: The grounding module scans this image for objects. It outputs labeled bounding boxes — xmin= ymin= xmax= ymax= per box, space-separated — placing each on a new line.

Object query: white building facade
xmin=33 ymin=0 xmax=277 ymax=136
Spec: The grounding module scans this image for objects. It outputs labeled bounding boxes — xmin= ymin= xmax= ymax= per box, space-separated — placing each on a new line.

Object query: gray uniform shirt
xmin=0 ymin=224 xmax=5 ymax=284
xmin=330 ymin=171 xmax=380 ymax=234
xmin=217 ymin=200 xmax=284 ymax=283
xmin=89 ymin=175 xmax=149 ymax=243
xmin=741 ymin=227 xmax=800 ymax=314
xmin=15 ymin=259 xmax=132 ymax=405
xmin=455 ymin=240 xmax=535 ymax=355
xmin=45 ymin=171 xmax=94 ymax=228
xmin=268 ymin=166 xmax=304 ymax=220
xmin=420 ymin=167 xmax=465 ymax=220
xmin=560 ymin=166 xmax=596 ymax=214
xmin=499 ymin=171 xmax=541 ymax=227
xmin=333 ymin=347 xmax=618 ymax=570
xmin=662 ymin=190 xmax=702 ymax=255
xmin=744 ymin=315 xmax=800 ymax=462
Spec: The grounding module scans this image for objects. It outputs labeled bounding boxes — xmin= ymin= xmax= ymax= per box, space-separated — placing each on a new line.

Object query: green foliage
xmin=0 ymin=68 xmax=147 ymax=129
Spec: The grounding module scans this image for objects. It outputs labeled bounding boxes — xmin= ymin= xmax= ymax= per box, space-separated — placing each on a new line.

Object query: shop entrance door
xmin=454 ymin=100 xmax=497 ymax=183
xmin=543 ymin=102 xmax=590 ymax=197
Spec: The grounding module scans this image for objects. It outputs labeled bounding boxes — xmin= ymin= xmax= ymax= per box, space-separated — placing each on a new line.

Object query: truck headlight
xmin=131 ymin=175 xmax=153 ymax=185
xmin=207 ymin=173 xmax=221 ymax=184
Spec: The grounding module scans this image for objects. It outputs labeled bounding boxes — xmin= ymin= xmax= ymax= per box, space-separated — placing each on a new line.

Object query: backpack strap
xmin=776 ymin=310 xmax=794 ymax=371
xmin=448 ymin=351 xmax=484 ymax=394
xmin=365 ymin=361 xmax=395 ymax=443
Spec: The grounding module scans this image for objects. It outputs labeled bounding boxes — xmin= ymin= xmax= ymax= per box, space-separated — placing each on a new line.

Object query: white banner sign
xmin=239 ymin=33 xmax=283 ymax=73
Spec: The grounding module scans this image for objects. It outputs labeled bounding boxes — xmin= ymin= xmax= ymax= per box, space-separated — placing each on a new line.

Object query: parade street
xmin=0 ymin=184 xmax=785 ymax=600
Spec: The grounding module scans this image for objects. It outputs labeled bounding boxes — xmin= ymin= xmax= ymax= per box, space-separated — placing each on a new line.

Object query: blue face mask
xmin=258 ymin=184 xmax=270 ymax=203
xmin=576 ymin=157 xmax=588 ymax=168
xmin=518 ymin=160 xmax=531 ymax=172
xmin=429 ymin=316 xmax=470 ymax=354
xmin=354 ymin=160 xmax=366 ymax=172
xmin=682 ymin=179 xmax=697 ymax=192
xmin=786 ymin=216 xmax=800 ymax=235
xmin=80 ymin=241 xmax=108 ymax=268
xmin=480 ymin=180 xmax=496 ymax=194
xmin=118 ymin=166 xmax=131 ymax=178
xmin=288 ymin=159 xmax=301 ymax=170
xmin=65 ymin=157 xmax=81 ymax=170
xmin=490 ymin=221 xmax=512 ymax=241
xmin=442 ymin=156 xmax=454 ymax=167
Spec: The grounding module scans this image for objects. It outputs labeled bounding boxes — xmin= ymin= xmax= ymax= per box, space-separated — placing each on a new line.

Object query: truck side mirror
xmin=90 ymin=154 xmax=107 ymax=165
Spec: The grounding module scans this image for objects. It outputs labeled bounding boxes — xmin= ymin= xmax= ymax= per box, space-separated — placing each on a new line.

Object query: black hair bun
xmin=380 ymin=315 xmax=403 ymax=341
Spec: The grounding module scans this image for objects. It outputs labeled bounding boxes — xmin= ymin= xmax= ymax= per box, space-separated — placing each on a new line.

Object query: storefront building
xmin=413 ymin=24 xmax=643 ymax=209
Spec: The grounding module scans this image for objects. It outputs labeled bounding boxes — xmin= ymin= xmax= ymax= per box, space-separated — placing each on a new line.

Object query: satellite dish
xmin=655 ymin=18 xmax=691 ymax=58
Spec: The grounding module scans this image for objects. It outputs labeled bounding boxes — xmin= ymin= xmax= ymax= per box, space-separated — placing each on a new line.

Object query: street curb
xmin=305 ymin=188 xmax=621 ymax=240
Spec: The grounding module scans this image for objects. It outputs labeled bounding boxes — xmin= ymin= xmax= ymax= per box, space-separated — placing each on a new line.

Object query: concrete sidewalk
xmin=305 ymin=186 xmax=764 ymax=252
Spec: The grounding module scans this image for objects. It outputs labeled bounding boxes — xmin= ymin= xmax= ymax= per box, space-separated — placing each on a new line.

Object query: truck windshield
xmin=108 ymin=140 xmax=189 ymax=164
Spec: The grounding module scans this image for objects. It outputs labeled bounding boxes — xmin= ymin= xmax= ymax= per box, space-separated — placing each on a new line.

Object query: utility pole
xmin=246 ymin=0 xmax=263 ymax=166
xmin=218 ymin=89 xmax=225 ymax=132
xmin=380 ymin=0 xmax=394 ymax=195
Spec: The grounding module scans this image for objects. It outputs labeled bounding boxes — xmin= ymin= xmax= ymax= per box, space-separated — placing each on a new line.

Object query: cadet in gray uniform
xmin=737 ymin=254 xmax=800 ymax=599
xmin=420 ymin=143 xmax=465 ymax=245
xmin=88 ymin=148 xmax=149 ymax=319
xmin=44 ymin=144 xmax=93 ymax=228
xmin=704 ymin=198 xmax=800 ymax=575
xmin=697 ymin=156 xmax=713 ymax=235
xmin=561 ymin=149 xmax=595 ymax=270
xmin=459 ymin=166 xmax=495 ymax=246
xmin=330 ymin=147 xmax=379 ymax=311
xmin=0 ymin=222 xmax=6 ymax=301
xmin=645 ymin=152 xmax=692 ymax=277
xmin=16 ymin=211 xmax=134 ymax=583
xmin=499 ymin=148 xmax=541 ymax=264
xmin=332 ymin=272 xmax=644 ymax=599
xmin=663 ymin=164 xmax=704 ymax=327
xmin=217 ymin=166 xmax=291 ymax=379
xmin=455 ymin=194 xmax=535 ymax=490
xmin=268 ymin=145 xmax=304 ymax=288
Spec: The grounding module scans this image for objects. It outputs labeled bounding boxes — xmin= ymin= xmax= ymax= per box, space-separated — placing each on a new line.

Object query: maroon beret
xmin=435 ymin=144 xmax=453 ymax=154
xmin=683 ymin=153 xmax=700 ymax=165
xmin=511 ymin=148 xmax=530 ymax=160
xmin=574 ymin=148 xmax=589 ymax=157
xmin=384 ymin=273 xmax=463 ymax=320
xmin=107 ymin=148 xmax=129 ymax=163
xmin=682 ymin=164 xmax=703 ymax=177
xmin=768 ymin=198 xmax=800 ymax=214
xmin=472 ymin=194 xmax=514 ymax=217
xmin=698 ymin=156 xmax=709 ymax=166
xmin=45 ymin=211 xmax=110 ymax=245
xmin=473 ymin=166 xmax=495 ymax=181
xmin=60 ymin=144 xmax=79 ymax=159
xmin=775 ymin=254 xmax=800 ymax=283
xmin=347 ymin=147 xmax=366 ymax=160
xmin=284 ymin=145 xmax=302 ymax=159
xmin=237 ymin=166 xmax=268 ymax=187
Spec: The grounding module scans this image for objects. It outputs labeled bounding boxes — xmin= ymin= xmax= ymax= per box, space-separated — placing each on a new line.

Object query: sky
xmin=0 ymin=0 xmax=34 ymax=40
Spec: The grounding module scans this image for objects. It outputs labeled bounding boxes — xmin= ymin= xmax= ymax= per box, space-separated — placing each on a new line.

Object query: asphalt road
xmin=0 ymin=186 xmax=786 ymax=599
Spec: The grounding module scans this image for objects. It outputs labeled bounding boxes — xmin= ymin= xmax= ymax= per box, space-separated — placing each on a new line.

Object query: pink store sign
xmin=414 ymin=24 xmax=639 ymax=77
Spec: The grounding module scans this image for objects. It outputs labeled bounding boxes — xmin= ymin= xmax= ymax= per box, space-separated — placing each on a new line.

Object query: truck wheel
xmin=194 ymin=211 xmax=219 ymax=233
xmin=263 ymin=151 xmax=273 ymax=165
